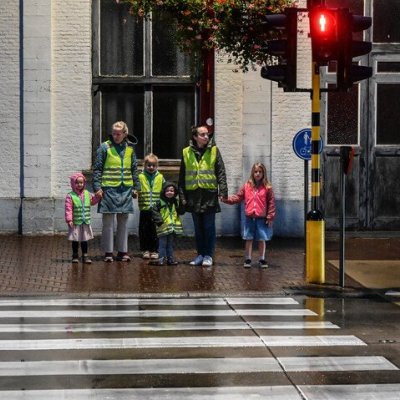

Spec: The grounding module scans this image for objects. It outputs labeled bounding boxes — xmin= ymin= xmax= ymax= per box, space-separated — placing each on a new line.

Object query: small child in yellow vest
xmin=65 ymin=172 xmax=100 ymax=263
xmin=150 ymin=182 xmax=184 ymax=266
xmin=138 ymin=153 xmax=165 ymax=260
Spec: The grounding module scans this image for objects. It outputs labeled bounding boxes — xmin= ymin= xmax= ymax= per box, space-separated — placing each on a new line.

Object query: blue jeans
xmin=192 ymin=212 xmax=216 ymax=257
xmin=158 ymin=234 xmax=174 ymax=259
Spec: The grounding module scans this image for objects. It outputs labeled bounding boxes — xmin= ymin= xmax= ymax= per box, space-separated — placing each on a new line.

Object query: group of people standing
xmin=65 ymin=121 xmax=276 ymax=268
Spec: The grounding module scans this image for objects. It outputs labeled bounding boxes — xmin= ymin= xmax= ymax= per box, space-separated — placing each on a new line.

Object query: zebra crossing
xmin=0 ymin=296 xmax=398 ymax=399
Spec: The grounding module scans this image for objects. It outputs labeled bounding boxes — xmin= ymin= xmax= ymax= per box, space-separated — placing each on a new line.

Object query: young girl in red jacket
xmin=223 ymin=162 xmax=276 ymax=268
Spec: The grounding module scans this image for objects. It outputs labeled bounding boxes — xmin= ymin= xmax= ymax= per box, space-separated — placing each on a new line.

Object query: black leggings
xmin=72 ymin=241 xmax=88 ymax=255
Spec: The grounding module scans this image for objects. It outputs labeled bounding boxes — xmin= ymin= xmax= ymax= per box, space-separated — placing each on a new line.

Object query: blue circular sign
xmin=292 ymin=128 xmax=323 ymax=160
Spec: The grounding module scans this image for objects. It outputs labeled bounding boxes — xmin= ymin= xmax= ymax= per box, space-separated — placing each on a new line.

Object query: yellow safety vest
xmin=156 ymin=200 xmax=183 ymax=237
xmin=183 ymin=146 xmax=217 ymax=190
xmin=138 ymin=172 xmax=164 ymax=210
xmin=70 ymin=190 xmax=91 ymax=225
xmin=102 ymin=140 xmax=134 ymax=187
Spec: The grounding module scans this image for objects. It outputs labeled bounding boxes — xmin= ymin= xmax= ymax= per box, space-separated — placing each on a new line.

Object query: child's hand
xmin=266 ymin=219 xmax=273 ymax=227
xmin=68 ymin=221 xmax=74 ymax=228
xmin=219 ymin=196 xmax=228 ymax=203
xmin=132 ymin=190 xmax=138 ymax=199
xmin=95 ymin=189 xmax=103 ymax=199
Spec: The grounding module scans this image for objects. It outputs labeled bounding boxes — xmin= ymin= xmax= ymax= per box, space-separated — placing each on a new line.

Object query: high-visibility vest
xmin=70 ymin=190 xmax=91 ymax=225
xmin=102 ymin=140 xmax=134 ymax=187
xmin=138 ymin=172 xmax=163 ymax=210
xmin=183 ymin=145 xmax=217 ymax=190
xmin=156 ymin=200 xmax=183 ymax=237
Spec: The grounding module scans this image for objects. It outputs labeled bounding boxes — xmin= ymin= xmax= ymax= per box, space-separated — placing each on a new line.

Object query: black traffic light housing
xmin=337 ymin=9 xmax=372 ymax=90
xmin=260 ymin=8 xmax=298 ymax=92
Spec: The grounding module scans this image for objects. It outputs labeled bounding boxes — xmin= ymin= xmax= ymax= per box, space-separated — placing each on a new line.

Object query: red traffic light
xmin=309 ymin=7 xmax=339 ymax=65
xmin=310 ymin=9 xmax=337 ymax=39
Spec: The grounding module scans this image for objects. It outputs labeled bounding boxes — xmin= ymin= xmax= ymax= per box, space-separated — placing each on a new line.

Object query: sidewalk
xmin=0 ymin=233 xmax=399 ymax=297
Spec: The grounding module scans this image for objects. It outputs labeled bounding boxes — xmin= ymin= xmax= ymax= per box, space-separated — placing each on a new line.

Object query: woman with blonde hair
xmin=93 ymin=121 xmax=141 ymax=262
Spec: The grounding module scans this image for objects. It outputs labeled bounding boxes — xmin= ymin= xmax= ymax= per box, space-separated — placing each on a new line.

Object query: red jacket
xmin=225 ymin=182 xmax=276 ymax=221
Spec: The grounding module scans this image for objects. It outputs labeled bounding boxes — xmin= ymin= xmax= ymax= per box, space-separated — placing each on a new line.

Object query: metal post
xmin=304 ymin=159 xmax=309 ymax=251
xmin=339 ymin=148 xmax=346 ymax=287
xmin=306 ymin=62 xmax=325 ymax=284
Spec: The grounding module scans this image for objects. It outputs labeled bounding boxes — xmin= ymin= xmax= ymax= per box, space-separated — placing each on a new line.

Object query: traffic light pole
xmin=306 ymin=62 xmax=325 ymax=284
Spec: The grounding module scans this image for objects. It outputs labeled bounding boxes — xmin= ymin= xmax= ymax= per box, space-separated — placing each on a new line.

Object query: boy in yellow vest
xmin=65 ymin=172 xmax=100 ymax=263
xmin=150 ymin=182 xmax=183 ymax=266
xmin=138 ymin=154 xmax=165 ymax=260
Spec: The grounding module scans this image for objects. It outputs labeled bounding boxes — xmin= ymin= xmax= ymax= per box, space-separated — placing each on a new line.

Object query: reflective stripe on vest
xmin=156 ymin=200 xmax=183 ymax=237
xmin=102 ymin=140 xmax=134 ymax=187
xmin=138 ymin=172 xmax=163 ymax=210
xmin=183 ymin=146 xmax=217 ymax=190
xmin=70 ymin=190 xmax=91 ymax=225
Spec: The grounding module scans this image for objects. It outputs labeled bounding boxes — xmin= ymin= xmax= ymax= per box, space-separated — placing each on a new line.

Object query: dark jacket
xmin=151 ymin=182 xmax=183 ymax=227
xmin=178 ymin=137 xmax=228 ymax=214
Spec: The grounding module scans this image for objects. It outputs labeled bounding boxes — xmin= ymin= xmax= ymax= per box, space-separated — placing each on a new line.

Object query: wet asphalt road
xmin=0 ymin=295 xmax=399 ymax=399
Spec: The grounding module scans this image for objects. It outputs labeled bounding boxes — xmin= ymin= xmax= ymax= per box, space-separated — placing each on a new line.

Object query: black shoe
xmin=259 ymin=259 xmax=268 ymax=268
xmin=167 ymin=257 xmax=178 ymax=266
xmin=71 ymin=254 xmax=79 ymax=264
xmin=149 ymin=258 xmax=165 ymax=266
xmin=243 ymin=259 xmax=251 ymax=268
xmin=82 ymin=255 xmax=92 ymax=264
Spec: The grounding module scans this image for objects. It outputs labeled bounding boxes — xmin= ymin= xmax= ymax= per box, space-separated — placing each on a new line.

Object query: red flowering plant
xmin=117 ymin=0 xmax=296 ymax=71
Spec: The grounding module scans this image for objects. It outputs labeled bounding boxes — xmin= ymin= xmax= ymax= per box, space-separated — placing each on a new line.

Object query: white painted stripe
xmin=0 ymin=298 xmax=299 ymax=307
xmin=0 ymin=308 xmax=316 ymax=318
xmin=226 ymin=297 xmax=299 ymax=305
xmin=0 ymin=357 xmax=282 ymax=376
xmin=0 ymin=321 xmax=250 ymax=333
xmin=250 ymin=321 xmax=339 ymax=329
xmin=0 ymin=335 xmax=366 ymax=350
xmin=0 ymin=336 xmax=265 ymax=350
xmin=260 ymin=335 xmax=366 ymax=347
xmin=279 ymin=356 xmax=398 ymax=371
xmin=0 ymin=386 xmax=303 ymax=400
xmin=0 ymin=298 xmax=227 ymax=307
xmin=0 ymin=320 xmax=339 ymax=333
xmin=299 ymin=384 xmax=400 ymax=400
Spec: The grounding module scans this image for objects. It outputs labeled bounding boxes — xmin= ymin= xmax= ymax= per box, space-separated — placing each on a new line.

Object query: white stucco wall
xmin=0 ymin=2 xmax=21 ymax=230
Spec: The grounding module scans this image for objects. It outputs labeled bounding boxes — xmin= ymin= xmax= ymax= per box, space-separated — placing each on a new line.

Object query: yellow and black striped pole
xmin=306 ymin=62 xmax=325 ymax=284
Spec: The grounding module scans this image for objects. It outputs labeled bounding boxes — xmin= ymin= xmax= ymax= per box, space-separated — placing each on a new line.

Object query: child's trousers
xmin=101 ymin=213 xmax=129 ymax=253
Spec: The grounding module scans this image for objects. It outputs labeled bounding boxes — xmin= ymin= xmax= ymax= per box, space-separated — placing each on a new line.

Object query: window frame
xmin=92 ymin=0 xmax=198 ymax=165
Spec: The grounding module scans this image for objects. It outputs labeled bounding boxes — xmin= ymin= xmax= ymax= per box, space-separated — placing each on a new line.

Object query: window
xmin=92 ymin=0 xmax=197 ymax=161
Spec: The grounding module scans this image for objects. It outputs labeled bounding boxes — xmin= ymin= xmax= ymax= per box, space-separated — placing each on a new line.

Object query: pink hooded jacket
xmin=224 ymin=182 xmax=276 ymax=221
xmin=65 ymin=172 xmax=99 ymax=224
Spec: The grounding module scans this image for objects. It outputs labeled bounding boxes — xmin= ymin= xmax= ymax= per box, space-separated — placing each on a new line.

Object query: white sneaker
xmin=142 ymin=251 xmax=150 ymax=259
xmin=150 ymin=252 xmax=159 ymax=259
xmin=190 ymin=255 xmax=203 ymax=266
xmin=202 ymin=256 xmax=213 ymax=266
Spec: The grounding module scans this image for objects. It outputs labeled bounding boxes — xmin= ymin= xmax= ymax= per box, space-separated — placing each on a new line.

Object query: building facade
xmin=0 ymin=0 xmax=398 ymax=236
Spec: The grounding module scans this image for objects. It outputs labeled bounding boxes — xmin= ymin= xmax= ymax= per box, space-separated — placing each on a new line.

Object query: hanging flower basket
xmin=117 ymin=0 xmax=296 ymax=71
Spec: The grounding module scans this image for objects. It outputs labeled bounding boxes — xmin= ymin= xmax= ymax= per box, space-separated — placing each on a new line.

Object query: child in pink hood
xmin=65 ymin=172 xmax=99 ymax=263
xmin=222 ymin=162 xmax=276 ymax=268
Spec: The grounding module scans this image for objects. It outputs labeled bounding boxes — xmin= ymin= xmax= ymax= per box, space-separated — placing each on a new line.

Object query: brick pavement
xmin=1 ymin=233 xmax=395 ymax=296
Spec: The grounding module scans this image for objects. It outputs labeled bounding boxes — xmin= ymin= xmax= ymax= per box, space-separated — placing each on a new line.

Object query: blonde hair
xmin=112 ymin=121 xmax=129 ymax=135
xmin=144 ymin=153 xmax=159 ymax=165
xmin=248 ymin=162 xmax=272 ymax=188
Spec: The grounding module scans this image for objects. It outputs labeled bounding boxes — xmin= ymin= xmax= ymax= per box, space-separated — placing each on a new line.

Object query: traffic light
xmin=337 ymin=9 xmax=372 ymax=90
xmin=309 ymin=7 xmax=339 ymax=65
xmin=260 ymin=8 xmax=298 ymax=92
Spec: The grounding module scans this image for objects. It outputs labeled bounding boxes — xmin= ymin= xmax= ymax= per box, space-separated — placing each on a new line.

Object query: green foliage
xmin=118 ymin=0 xmax=295 ymax=71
